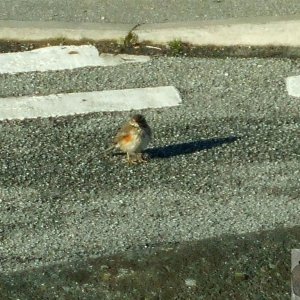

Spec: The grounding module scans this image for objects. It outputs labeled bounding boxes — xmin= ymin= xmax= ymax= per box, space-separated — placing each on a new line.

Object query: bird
xmin=101 ymin=114 xmax=152 ymax=164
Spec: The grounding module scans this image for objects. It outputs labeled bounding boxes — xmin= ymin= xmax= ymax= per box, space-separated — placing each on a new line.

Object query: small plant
xmin=55 ymin=36 xmax=67 ymax=46
xmin=123 ymin=31 xmax=138 ymax=48
xmin=168 ymin=39 xmax=184 ymax=56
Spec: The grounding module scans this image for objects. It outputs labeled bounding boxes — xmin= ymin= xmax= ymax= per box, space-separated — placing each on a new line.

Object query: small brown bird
xmin=101 ymin=114 xmax=152 ymax=163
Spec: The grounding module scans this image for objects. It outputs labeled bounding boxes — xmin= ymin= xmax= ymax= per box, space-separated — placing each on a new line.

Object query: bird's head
xmin=130 ymin=114 xmax=148 ymax=128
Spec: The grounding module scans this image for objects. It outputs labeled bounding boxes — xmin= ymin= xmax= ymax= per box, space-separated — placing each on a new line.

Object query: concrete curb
xmin=0 ymin=20 xmax=134 ymax=41
xmin=135 ymin=15 xmax=300 ymax=46
xmin=0 ymin=15 xmax=299 ymax=47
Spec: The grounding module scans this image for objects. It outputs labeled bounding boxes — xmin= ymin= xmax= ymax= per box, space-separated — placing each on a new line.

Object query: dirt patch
xmin=1 ymin=38 xmax=300 ymax=58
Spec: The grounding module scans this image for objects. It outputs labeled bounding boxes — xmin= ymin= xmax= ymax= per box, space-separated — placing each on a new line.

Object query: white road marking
xmin=286 ymin=75 xmax=300 ymax=97
xmin=0 ymin=45 xmax=150 ymax=74
xmin=0 ymin=86 xmax=182 ymax=120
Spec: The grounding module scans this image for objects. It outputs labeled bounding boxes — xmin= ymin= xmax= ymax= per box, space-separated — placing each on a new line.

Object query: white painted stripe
xmin=0 ymin=86 xmax=181 ymax=120
xmin=0 ymin=45 xmax=150 ymax=74
xmin=286 ymin=75 xmax=300 ymax=97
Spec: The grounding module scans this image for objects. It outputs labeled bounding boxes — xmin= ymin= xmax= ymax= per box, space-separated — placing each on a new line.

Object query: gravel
xmin=0 ymin=0 xmax=300 ymax=23
xmin=0 ymin=56 xmax=300 ymax=276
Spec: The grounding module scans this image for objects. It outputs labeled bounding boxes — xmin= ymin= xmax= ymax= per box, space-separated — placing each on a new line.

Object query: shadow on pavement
xmin=147 ymin=136 xmax=238 ymax=159
xmin=1 ymin=225 xmax=298 ymax=299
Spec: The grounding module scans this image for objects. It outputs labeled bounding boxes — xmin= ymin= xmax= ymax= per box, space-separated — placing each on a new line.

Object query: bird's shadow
xmin=146 ymin=136 xmax=238 ymax=159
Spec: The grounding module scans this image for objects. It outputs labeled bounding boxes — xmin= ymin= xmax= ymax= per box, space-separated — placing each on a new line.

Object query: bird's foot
xmin=134 ymin=153 xmax=149 ymax=163
xmin=123 ymin=153 xmax=148 ymax=164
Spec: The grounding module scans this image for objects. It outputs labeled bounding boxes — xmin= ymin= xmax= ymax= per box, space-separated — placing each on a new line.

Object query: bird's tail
xmin=99 ymin=145 xmax=115 ymax=155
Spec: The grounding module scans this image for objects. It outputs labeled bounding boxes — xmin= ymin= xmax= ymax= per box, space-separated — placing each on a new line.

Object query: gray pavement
xmin=1 ymin=0 xmax=300 ymax=24
xmin=1 ymin=2 xmax=300 ymax=298
xmin=0 ymin=57 xmax=300 ymax=274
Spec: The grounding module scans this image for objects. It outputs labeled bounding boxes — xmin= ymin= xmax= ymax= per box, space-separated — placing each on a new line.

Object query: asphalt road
xmin=0 ymin=0 xmax=300 ymax=23
xmin=0 ymin=56 xmax=300 ymax=274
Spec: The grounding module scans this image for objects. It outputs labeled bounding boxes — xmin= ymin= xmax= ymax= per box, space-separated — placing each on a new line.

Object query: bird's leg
xmin=125 ymin=152 xmax=136 ymax=164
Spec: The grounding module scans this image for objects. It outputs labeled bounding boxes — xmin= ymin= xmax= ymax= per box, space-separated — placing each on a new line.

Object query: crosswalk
xmin=0 ymin=45 xmax=150 ymax=74
xmin=286 ymin=75 xmax=300 ymax=98
xmin=0 ymin=86 xmax=181 ymax=120
xmin=0 ymin=45 xmax=181 ymax=120
xmin=1 ymin=44 xmax=299 ymax=121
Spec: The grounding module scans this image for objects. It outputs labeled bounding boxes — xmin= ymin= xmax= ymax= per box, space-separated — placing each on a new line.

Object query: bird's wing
xmin=114 ymin=123 xmax=135 ymax=144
